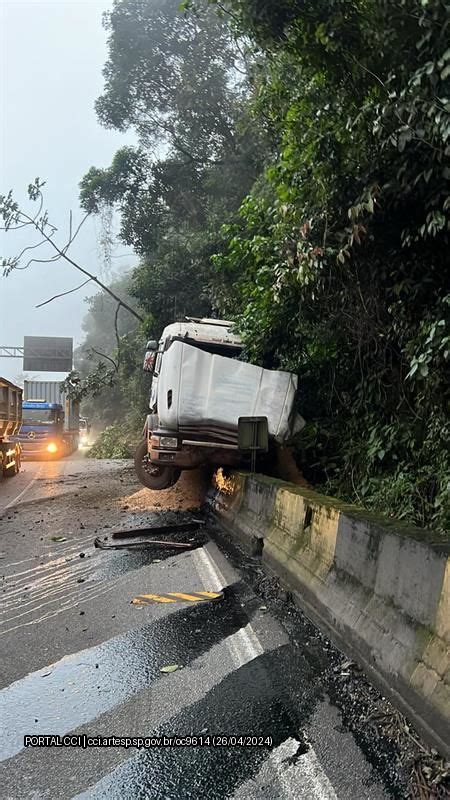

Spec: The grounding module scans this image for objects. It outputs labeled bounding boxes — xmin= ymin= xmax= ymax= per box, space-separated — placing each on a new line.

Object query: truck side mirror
xmin=143 ymin=351 xmax=156 ymax=373
xmin=143 ymin=341 xmax=158 ymax=373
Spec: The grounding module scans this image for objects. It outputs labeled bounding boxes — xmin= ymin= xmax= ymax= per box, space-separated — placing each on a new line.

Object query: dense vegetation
xmin=78 ymin=0 xmax=449 ymax=533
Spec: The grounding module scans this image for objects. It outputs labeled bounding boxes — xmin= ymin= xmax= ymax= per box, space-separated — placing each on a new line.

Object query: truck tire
xmin=134 ymin=439 xmax=180 ymax=490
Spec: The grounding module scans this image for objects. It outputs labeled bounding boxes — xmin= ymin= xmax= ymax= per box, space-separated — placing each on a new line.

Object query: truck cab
xmin=135 ymin=318 xmax=304 ymax=490
xmin=16 ymin=400 xmax=68 ymax=458
xmin=146 ymin=318 xmax=243 ymax=413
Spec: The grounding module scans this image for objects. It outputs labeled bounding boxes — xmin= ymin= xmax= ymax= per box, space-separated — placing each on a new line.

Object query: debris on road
xmin=94 ymin=537 xmax=195 ymax=551
xmin=94 ymin=516 xmax=207 ymax=552
xmin=120 ymin=468 xmax=208 ymax=513
xmin=110 ymin=520 xmax=204 ymax=539
xmin=160 ymin=664 xmax=180 ymax=673
xmin=328 ymin=658 xmax=450 ymax=799
xmin=211 ymin=520 xmax=450 ymax=799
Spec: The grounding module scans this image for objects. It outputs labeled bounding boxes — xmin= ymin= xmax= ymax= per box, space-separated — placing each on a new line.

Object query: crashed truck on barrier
xmin=134 ymin=318 xmax=305 ymax=490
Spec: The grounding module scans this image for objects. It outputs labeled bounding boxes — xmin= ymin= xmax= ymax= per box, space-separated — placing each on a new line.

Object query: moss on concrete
xmin=233 ymin=471 xmax=450 ymax=549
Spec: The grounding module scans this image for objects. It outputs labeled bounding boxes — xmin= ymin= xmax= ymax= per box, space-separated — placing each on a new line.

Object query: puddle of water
xmin=0 ymin=584 xmax=249 ymax=761
xmin=74 ymin=645 xmax=317 ymax=800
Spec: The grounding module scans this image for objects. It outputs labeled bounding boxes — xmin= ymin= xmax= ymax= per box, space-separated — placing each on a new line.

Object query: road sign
xmin=23 ymin=336 xmax=73 ymax=372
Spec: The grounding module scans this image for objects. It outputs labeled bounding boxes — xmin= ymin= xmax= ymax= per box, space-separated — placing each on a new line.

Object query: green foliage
xmin=75 ymin=0 xmax=449 ymax=535
xmin=211 ymin=0 xmax=450 ymax=534
xmin=88 ymin=424 xmax=136 ymax=459
xmin=96 ymin=0 xmax=243 ymax=161
xmin=80 ymin=0 xmax=266 ymax=342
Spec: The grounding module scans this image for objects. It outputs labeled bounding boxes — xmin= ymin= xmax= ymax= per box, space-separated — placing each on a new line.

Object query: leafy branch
xmin=0 ymin=179 xmax=144 ymax=323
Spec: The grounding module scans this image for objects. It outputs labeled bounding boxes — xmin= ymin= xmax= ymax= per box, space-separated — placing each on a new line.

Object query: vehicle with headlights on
xmin=14 ymin=380 xmax=80 ymax=459
xmin=0 ymin=376 xmax=22 ymax=477
xmin=79 ymin=417 xmax=91 ymax=447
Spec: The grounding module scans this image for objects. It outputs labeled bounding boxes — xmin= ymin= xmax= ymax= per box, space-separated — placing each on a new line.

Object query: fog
xmin=0 ymin=0 xmax=134 ymax=385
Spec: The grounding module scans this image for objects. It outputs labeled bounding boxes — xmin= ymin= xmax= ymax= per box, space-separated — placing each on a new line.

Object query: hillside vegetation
xmin=78 ymin=0 xmax=449 ymax=533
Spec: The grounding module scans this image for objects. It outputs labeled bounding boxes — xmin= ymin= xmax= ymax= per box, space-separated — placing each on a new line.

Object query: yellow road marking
xmin=132 ymin=594 xmax=176 ymax=604
xmin=168 ymin=592 xmax=211 ymax=602
xmin=131 ymin=590 xmax=224 ymax=605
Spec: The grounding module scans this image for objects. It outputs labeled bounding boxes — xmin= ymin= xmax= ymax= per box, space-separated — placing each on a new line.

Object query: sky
xmin=0 ymin=0 xmax=135 ymax=383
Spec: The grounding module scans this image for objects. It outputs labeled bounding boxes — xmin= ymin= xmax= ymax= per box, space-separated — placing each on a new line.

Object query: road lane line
xmin=193 ymin=546 xmax=264 ymax=668
xmin=226 ymin=622 xmax=264 ymax=667
xmin=232 ymin=738 xmax=339 ymax=800
xmin=275 ymin=740 xmax=338 ymax=800
xmin=2 ymin=465 xmax=44 ymax=512
xmin=0 ymin=606 xmax=262 ymax=762
xmin=193 ymin=545 xmax=227 ymax=591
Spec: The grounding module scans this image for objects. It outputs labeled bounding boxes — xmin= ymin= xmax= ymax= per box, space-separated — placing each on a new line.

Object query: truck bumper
xmin=149 ymin=445 xmax=241 ymax=470
xmin=19 ymin=440 xmax=72 ymax=460
xmin=20 ymin=445 xmax=59 ymax=460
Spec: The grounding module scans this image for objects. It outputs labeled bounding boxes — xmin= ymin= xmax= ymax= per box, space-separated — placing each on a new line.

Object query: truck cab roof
xmin=160 ymin=318 xmax=242 ymax=353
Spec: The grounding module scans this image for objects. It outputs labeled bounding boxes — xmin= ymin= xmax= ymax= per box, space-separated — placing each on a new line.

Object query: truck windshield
xmin=22 ymin=409 xmax=56 ymax=425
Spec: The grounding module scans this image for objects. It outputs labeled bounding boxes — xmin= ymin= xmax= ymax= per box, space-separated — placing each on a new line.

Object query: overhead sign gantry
xmin=0 ymin=337 xmax=73 ymax=372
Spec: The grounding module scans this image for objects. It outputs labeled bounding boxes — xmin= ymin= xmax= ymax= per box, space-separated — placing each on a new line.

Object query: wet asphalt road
xmin=0 ymin=457 xmax=391 ymax=799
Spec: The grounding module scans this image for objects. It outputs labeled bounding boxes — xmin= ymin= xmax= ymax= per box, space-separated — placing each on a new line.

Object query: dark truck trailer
xmin=15 ymin=380 xmax=79 ymax=459
xmin=0 ymin=377 xmax=22 ymax=477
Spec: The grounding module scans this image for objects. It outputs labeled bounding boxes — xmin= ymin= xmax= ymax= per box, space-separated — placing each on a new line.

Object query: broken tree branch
xmin=35 ymin=278 xmax=92 ymax=308
xmin=89 ymin=347 xmax=118 ymax=372
xmin=1 ymin=182 xmax=144 ymax=323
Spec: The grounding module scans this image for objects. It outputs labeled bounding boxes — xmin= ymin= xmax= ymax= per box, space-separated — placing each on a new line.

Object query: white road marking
xmin=233 ymin=738 xmax=339 ymax=800
xmin=225 ymin=622 xmax=264 ymax=667
xmin=196 ymin=548 xmax=339 ymax=799
xmin=193 ymin=545 xmax=227 ymax=591
xmin=276 ymin=741 xmax=338 ymax=799
xmin=0 ymin=615 xmax=272 ymax=763
xmin=1 ymin=465 xmax=44 ymax=512
xmin=193 ymin=546 xmax=263 ymax=667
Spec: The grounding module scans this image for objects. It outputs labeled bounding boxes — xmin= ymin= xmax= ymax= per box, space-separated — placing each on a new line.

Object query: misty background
xmin=0 ymin=0 xmax=134 ymax=384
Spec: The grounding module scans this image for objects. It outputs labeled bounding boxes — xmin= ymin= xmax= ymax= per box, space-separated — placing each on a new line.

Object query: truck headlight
xmin=159 ymin=436 xmax=178 ymax=449
xmin=47 ymin=443 xmax=58 ymax=453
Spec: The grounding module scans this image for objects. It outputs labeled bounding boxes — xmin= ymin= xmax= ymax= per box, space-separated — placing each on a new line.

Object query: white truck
xmin=134 ymin=318 xmax=304 ymax=489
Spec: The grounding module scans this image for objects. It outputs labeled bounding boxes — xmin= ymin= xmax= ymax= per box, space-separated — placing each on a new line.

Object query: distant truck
xmin=135 ymin=318 xmax=305 ymax=489
xmin=79 ymin=417 xmax=91 ymax=447
xmin=14 ymin=380 xmax=80 ymax=459
xmin=0 ymin=377 xmax=22 ymax=478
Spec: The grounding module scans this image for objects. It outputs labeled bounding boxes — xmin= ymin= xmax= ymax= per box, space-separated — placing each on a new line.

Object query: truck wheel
xmin=134 ymin=439 xmax=180 ymax=490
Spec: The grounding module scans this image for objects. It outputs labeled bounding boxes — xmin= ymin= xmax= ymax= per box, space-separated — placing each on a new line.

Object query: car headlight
xmin=47 ymin=443 xmax=58 ymax=453
xmin=159 ymin=436 xmax=178 ymax=449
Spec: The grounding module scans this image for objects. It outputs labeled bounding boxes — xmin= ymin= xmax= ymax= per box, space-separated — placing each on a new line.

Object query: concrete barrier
xmin=208 ymin=471 xmax=450 ymax=757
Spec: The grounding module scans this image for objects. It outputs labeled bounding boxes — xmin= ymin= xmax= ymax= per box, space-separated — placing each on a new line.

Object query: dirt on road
xmin=122 ymin=468 xmax=209 ymax=514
